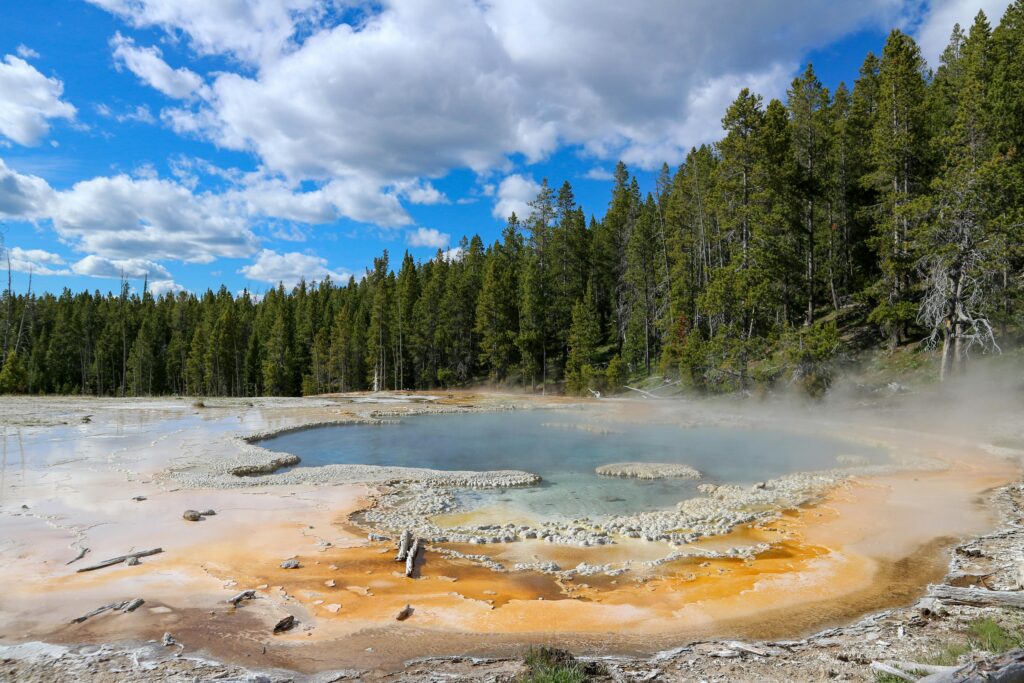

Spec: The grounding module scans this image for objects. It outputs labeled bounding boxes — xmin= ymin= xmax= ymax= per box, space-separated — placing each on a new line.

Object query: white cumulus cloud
xmin=407 ymin=227 xmax=450 ymax=249
xmin=52 ymin=174 xmax=256 ymax=264
xmin=0 ymin=158 xmax=55 ymax=218
xmin=148 ymin=279 xmax=186 ymax=296
xmin=492 ymin=173 xmax=540 ymax=221
xmin=72 ymin=254 xmax=173 ymax=280
xmin=239 ymin=248 xmax=350 ymax=287
xmin=0 ymin=55 xmax=76 ymax=145
xmin=111 ymin=33 xmax=207 ymax=99
xmin=103 ymin=0 xmax=906 ymax=186
xmin=87 ymin=0 xmax=325 ymax=66
xmin=6 ymin=247 xmax=70 ymax=276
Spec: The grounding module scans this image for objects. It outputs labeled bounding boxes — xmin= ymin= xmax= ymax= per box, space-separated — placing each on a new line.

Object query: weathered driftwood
xmin=405 ymin=538 xmax=422 ymax=578
xmin=273 ymin=615 xmax=296 ymax=634
xmin=724 ymin=641 xmax=774 ymax=657
xmin=71 ymin=604 xmax=116 ymax=624
xmin=917 ymin=648 xmax=1024 ymax=682
xmin=228 ymin=590 xmax=257 ymax=606
xmin=929 ymin=584 xmax=1024 ymax=609
xmin=71 ymin=598 xmax=145 ymax=623
xmin=76 ymin=548 xmax=162 ymax=573
xmin=623 ymin=385 xmax=658 ymax=399
xmin=65 ymin=547 xmax=89 ymax=565
xmin=869 ymin=662 xmax=917 ymax=681
xmin=122 ymin=598 xmax=145 ymax=612
xmin=395 ymin=530 xmax=412 ymax=562
xmin=396 ymin=604 xmax=413 ymax=621
xmin=879 ymin=661 xmax=959 ymax=676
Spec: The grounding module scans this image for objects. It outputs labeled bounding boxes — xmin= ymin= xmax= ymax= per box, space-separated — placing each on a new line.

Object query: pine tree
xmin=565 ymin=286 xmax=601 ymax=395
xmin=0 ymin=350 xmax=28 ymax=393
xmin=787 ymin=64 xmax=831 ymax=324
xmin=866 ymin=30 xmax=930 ymax=348
xmin=475 ymin=217 xmax=522 ymax=381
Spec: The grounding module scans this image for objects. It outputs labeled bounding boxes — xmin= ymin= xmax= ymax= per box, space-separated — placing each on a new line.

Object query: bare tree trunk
xmin=939 ymin=320 xmax=953 ymax=382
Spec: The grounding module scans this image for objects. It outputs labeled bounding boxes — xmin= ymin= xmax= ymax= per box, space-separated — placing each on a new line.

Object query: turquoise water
xmin=260 ymin=411 xmax=886 ymax=520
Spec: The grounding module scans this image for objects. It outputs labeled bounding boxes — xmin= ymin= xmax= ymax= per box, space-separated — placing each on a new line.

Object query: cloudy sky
xmin=0 ymin=0 xmax=1013 ymax=296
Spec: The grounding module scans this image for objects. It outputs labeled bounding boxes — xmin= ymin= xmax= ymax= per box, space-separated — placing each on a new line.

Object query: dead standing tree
xmin=917 ymin=179 xmax=1000 ymax=381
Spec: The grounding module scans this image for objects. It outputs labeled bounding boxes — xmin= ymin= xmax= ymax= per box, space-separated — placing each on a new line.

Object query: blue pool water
xmin=259 ymin=411 xmax=886 ymax=519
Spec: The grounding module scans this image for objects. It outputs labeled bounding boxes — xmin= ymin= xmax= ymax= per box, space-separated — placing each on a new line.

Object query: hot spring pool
xmin=258 ymin=410 xmax=887 ymax=520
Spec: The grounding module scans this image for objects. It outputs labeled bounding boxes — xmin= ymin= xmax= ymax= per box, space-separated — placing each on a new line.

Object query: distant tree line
xmin=1 ymin=7 xmax=1023 ymax=397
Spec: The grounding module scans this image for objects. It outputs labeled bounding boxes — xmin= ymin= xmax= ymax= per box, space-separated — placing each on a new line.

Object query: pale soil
xmin=0 ymin=391 xmax=1021 ymax=681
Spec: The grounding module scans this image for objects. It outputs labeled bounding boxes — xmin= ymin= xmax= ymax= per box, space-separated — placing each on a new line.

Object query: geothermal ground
xmin=0 ymin=391 xmax=1022 ymax=681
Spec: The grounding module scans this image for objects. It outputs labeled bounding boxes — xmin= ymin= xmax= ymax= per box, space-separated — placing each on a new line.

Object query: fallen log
xmin=395 ymin=530 xmax=412 ymax=562
xmin=881 ymin=661 xmax=959 ymax=676
xmin=405 ymin=538 xmax=422 ymax=578
xmin=869 ymin=662 xmax=916 ymax=681
xmin=71 ymin=598 xmax=145 ymax=623
xmin=71 ymin=604 xmax=116 ymax=624
xmin=623 ymin=385 xmax=659 ymax=399
xmin=65 ymin=547 xmax=89 ymax=565
xmin=929 ymin=584 xmax=1024 ymax=609
xmin=917 ymin=648 xmax=1024 ymax=682
xmin=228 ymin=590 xmax=257 ymax=606
xmin=121 ymin=598 xmax=145 ymax=612
xmin=76 ymin=548 xmax=162 ymax=573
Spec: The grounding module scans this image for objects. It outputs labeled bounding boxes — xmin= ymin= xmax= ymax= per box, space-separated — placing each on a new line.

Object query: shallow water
xmin=260 ymin=411 xmax=886 ymax=520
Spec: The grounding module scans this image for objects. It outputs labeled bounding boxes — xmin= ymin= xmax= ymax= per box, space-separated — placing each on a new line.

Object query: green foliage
xmin=969 ymin=617 xmax=1023 ymax=653
xmin=784 ymin=321 xmax=840 ymax=397
xmin=0 ymin=351 xmax=29 ymax=394
xmin=566 ymin=286 xmax=601 ymax=395
xmin=518 ymin=647 xmax=589 ymax=683
xmin=873 ymin=616 xmax=1020 ymax=683
xmin=605 ymin=354 xmax=627 ymax=394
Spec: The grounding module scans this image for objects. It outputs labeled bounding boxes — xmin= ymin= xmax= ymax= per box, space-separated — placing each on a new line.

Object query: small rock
xmin=200 ymin=509 xmax=216 ymax=517
xmin=161 ymin=632 xmax=177 ymax=646
xmin=325 ymin=579 xmax=336 ymax=587
xmin=396 ymin=604 xmax=414 ymax=621
xmin=125 ymin=556 xmax=140 ymax=566
xmin=280 ymin=559 xmax=301 ymax=569
xmin=182 ymin=510 xmax=202 ymax=522
xmin=132 ymin=496 xmax=147 ymax=502
xmin=273 ymin=615 xmax=296 ymax=634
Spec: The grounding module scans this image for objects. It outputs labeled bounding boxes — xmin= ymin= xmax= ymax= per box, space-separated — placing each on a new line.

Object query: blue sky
xmin=0 ymin=0 xmax=1012 ymax=297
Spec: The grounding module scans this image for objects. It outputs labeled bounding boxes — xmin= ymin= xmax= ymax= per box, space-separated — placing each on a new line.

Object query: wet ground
xmin=0 ymin=392 xmax=1019 ymax=675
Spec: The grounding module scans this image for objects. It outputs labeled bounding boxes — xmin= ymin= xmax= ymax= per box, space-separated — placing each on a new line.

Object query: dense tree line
xmin=1 ymin=7 xmax=1023 ymax=397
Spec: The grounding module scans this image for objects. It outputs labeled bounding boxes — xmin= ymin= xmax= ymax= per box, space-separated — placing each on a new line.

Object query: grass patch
xmin=518 ymin=647 xmax=590 ymax=683
xmin=874 ymin=617 xmax=1022 ymax=681
xmin=968 ymin=617 xmax=1022 ymax=653
xmin=924 ymin=641 xmax=972 ymax=666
